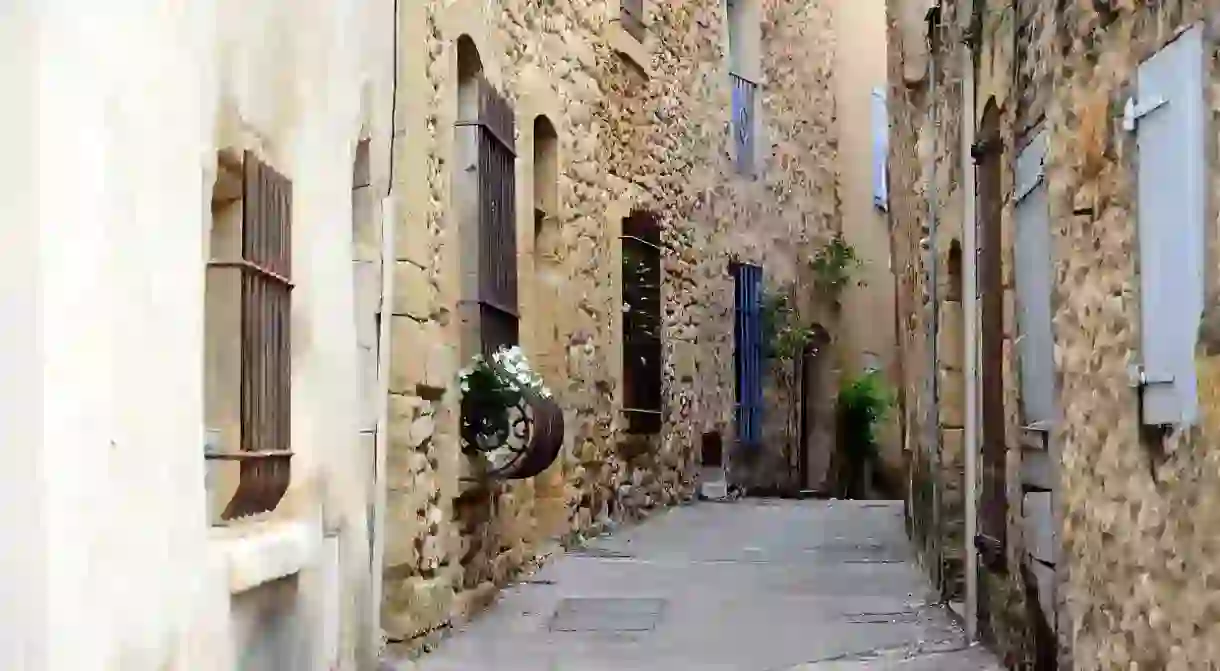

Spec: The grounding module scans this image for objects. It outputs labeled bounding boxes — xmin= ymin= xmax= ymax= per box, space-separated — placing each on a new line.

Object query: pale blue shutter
xmin=1134 ymin=25 xmax=1206 ymax=426
xmin=1014 ymin=130 xmax=1055 ymax=425
xmin=872 ymin=87 xmax=888 ymax=210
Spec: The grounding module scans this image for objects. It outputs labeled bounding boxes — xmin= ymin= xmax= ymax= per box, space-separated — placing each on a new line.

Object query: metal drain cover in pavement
xmin=549 ymin=598 xmax=667 ymax=632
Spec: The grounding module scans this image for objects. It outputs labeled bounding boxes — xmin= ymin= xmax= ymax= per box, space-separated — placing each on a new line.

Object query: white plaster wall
xmin=0 ymin=2 xmax=44 ymax=669
xmin=24 ymin=1 xmax=394 ymax=668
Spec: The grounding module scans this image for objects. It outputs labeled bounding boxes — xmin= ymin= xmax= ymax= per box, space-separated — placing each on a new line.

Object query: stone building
xmin=381 ymin=0 xmax=861 ymax=651
xmin=888 ymin=0 xmax=1220 ymax=668
xmin=3 ymin=1 xmax=889 ymax=669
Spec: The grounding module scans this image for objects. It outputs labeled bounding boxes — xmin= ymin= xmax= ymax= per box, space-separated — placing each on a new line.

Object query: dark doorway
xmin=976 ymin=100 xmax=1008 ymax=638
xmin=700 ymin=431 xmax=724 ymax=468
xmin=797 ymin=325 xmax=832 ymax=493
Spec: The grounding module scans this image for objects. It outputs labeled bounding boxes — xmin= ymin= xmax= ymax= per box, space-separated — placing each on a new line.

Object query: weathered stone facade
xmin=887 ymin=0 xmax=974 ymax=614
xmin=383 ymin=0 xmax=840 ymax=649
xmin=891 ymin=0 xmax=1220 ymax=668
xmin=888 ymin=0 xmax=1048 ymax=666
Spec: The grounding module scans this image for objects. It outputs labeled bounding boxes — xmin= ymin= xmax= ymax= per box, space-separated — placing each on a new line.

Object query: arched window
xmin=454 ymin=37 xmax=519 ymax=357
xmin=531 ymin=116 xmax=562 ymax=377
xmin=533 ymin=116 xmax=558 ymax=233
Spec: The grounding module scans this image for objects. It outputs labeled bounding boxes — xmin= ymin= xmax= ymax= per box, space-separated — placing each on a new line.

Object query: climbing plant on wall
xmin=759 ymin=283 xmax=818 ymax=362
xmin=810 ymin=232 xmax=865 ymax=297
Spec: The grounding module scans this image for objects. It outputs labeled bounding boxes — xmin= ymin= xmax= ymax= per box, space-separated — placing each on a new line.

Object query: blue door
xmin=734 ymin=263 xmax=764 ymax=447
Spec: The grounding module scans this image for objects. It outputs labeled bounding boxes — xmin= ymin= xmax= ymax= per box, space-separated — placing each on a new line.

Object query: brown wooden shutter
xmin=475 ymin=81 xmax=520 ymax=355
xmin=213 ymin=151 xmax=294 ymax=520
xmin=621 ymin=0 xmax=646 ymax=42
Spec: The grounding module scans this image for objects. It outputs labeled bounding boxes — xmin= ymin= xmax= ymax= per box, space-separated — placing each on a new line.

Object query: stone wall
xmin=383 ymin=0 xmax=840 ymax=649
xmin=892 ymin=1 xmax=1220 ymax=668
xmin=1046 ymin=2 xmax=1220 ymax=668
xmin=887 ymin=0 xmax=1042 ymax=666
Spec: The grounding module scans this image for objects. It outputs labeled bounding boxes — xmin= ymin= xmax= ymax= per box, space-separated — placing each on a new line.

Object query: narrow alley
xmin=385 ymin=500 xmax=1000 ymax=671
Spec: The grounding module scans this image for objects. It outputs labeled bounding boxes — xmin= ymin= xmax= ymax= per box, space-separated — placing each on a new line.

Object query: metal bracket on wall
xmin=1122 ymin=95 xmax=1168 ymax=132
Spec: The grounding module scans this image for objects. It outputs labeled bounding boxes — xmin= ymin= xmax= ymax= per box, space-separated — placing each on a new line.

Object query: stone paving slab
xmin=383 ymin=500 xmax=1002 ymax=671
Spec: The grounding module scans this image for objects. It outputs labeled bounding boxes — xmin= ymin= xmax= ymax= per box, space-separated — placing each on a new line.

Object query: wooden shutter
xmin=475 ymin=80 xmax=519 ymax=355
xmin=1133 ymin=26 xmax=1206 ymax=427
xmin=621 ymin=0 xmax=646 ymax=42
xmin=1014 ymin=130 xmax=1055 ymax=425
xmin=622 ymin=211 xmax=663 ymax=434
xmin=209 ymin=151 xmax=294 ymax=520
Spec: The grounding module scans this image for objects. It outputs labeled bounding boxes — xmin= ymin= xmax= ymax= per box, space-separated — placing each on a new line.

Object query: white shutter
xmin=1134 ymin=25 xmax=1206 ymax=426
xmin=1014 ymin=130 xmax=1055 ymax=424
xmin=872 ymin=87 xmax=889 ymax=210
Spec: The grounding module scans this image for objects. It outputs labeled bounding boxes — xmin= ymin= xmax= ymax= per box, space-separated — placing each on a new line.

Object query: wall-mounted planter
xmin=461 ymin=387 xmax=564 ymax=481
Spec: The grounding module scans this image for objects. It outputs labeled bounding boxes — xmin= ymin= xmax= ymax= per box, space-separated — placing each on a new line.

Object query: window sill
xmin=607 ymin=22 xmax=651 ymax=78
xmin=209 ymin=517 xmax=317 ymax=594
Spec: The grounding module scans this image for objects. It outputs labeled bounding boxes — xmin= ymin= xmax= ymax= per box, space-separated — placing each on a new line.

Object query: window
xmin=732 ymin=263 xmax=763 ymax=446
xmin=731 ymin=75 xmax=758 ymax=176
xmin=533 ymin=116 xmax=562 ymax=377
xmin=1132 ymin=26 xmax=1205 ymax=427
xmin=621 ymin=211 xmax=663 ymax=434
xmin=621 ymin=0 xmax=646 ymax=43
xmin=455 ymin=38 xmax=519 ymax=356
xmin=205 ymin=150 xmax=293 ymax=522
xmin=872 ymin=87 xmax=889 ymax=210
xmin=726 ymin=0 xmax=758 ymax=176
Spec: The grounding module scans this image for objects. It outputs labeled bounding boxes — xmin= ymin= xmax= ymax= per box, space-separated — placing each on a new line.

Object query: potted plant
xmin=458 ymin=346 xmax=552 ymax=472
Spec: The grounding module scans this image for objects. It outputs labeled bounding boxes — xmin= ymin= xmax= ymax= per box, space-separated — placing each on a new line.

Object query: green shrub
xmin=837 ymin=370 xmax=893 ymax=462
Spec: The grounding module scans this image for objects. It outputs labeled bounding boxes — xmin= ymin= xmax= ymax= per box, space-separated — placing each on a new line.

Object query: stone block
xmin=352 ymin=186 xmax=382 ymax=262
xmin=382 ymin=576 xmax=454 ymax=640
xmin=394 ymin=210 xmax=431 ymax=272
xmin=938 ymin=300 xmax=964 ymax=371
xmin=450 ymin=582 xmax=498 ymax=622
xmin=938 ymin=368 xmax=965 ymax=429
xmin=393 ymin=260 xmax=435 ymax=321
xmin=383 ymin=489 xmax=424 ymax=570
xmin=941 ymin=427 xmax=965 ymax=464
xmin=389 ymin=317 xmax=452 ymax=397
xmin=673 ymin=340 xmax=697 ymax=382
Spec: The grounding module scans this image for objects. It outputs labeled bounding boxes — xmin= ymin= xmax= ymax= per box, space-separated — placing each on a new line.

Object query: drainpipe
xmin=371 ymin=196 xmax=395 ymax=657
xmin=960 ymin=0 xmax=980 ymax=641
xmin=923 ymin=11 xmax=942 ymax=599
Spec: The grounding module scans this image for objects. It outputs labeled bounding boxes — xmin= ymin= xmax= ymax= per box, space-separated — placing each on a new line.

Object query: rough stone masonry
xmin=382 ymin=0 xmax=841 ymax=650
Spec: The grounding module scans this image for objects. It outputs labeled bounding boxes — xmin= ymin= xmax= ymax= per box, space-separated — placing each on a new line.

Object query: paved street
xmin=386 ymin=499 xmax=1000 ymax=670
